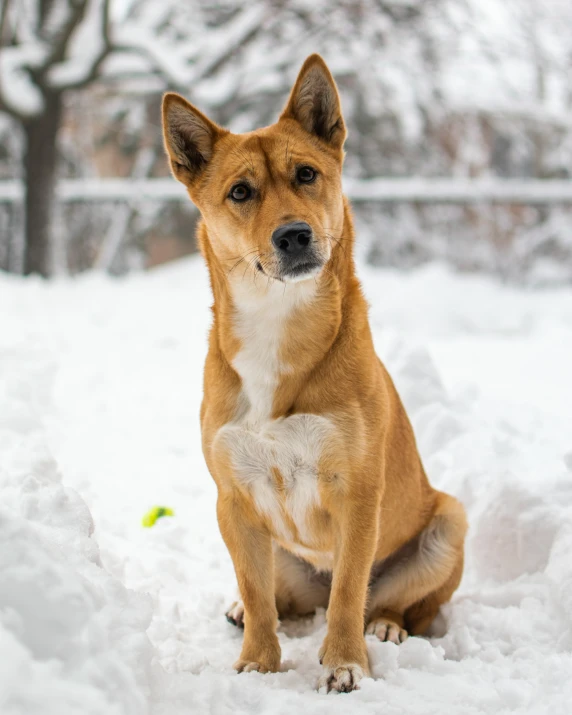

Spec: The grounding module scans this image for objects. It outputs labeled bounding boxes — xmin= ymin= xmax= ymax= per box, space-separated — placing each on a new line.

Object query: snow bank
xmin=0 ymin=306 xmax=156 ymax=714
xmin=1 ymin=259 xmax=571 ymax=714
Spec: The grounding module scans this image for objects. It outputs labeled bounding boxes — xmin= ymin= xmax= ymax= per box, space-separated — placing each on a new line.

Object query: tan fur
xmin=162 ymin=54 xmax=467 ymax=693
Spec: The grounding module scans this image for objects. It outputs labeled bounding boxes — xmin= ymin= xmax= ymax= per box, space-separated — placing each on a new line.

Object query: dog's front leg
xmin=318 ymin=501 xmax=378 ymax=693
xmin=217 ymin=492 xmax=281 ymax=674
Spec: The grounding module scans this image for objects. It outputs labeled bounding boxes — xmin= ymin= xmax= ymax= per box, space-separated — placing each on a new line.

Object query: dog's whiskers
xmin=326 ymin=234 xmax=346 ymax=254
xmin=224 ymin=248 xmax=260 ymax=263
xmin=241 ymin=254 xmax=260 ymax=283
xmin=227 ymin=248 xmax=260 ymax=276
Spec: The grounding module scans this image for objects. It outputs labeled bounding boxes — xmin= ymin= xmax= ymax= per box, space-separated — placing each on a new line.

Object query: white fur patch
xmin=218 ymin=413 xmax=333 ymax=541
xmin=282 ymin=264 xmax=323 ymax=284
xmin=231 ymin=277 xmax=316 ymax=423
xmin=215 ymin=276 xmax=333 ymax=541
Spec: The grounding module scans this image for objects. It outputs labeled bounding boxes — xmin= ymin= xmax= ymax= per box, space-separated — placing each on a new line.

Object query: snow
xmin=1 ymin=257 xmax=572 ymax=714
xmin=0 ymin=44 xmax=47 ymax=117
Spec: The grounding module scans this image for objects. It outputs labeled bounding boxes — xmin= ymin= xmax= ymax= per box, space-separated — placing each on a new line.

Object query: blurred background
xmin=0 ymin=0 xmax=571 ymax=282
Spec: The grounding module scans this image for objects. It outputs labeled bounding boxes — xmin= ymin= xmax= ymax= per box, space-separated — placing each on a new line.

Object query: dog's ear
xmin=162 ymin=93 xmax=226 ymax=184
xmin=280 ymin=54 xmax=346 ymax=150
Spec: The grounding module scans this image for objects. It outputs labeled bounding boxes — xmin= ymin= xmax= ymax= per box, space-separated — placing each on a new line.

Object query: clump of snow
xmin=1 ymin=258 xmax=572 ymax=713
xmin=0 ymin=44 xmax=46 ymax=117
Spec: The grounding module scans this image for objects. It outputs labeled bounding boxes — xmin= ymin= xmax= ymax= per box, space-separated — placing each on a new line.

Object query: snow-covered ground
xmin=1 ymin=257 xmax=572 ymax=714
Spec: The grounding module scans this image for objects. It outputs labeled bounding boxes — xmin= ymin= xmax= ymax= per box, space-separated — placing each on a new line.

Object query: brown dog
xmin=162 ymin=54 xmax=467 ymax=693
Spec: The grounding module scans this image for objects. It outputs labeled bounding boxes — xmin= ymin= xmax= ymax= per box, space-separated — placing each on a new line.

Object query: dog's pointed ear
xmin=162 ymin=93 xmax=226 ymax=184
xmin=280 ymin=54 xmax=346 ymax=150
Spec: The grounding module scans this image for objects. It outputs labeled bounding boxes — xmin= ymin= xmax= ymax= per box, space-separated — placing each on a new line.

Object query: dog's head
xmin=162 ymin=55 xmax=346 ymax=284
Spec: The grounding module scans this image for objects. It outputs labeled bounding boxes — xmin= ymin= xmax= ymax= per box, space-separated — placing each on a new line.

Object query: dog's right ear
xmin=280 ymin=54 xmax=346 ymax=150
xmin=162 ymin=93 xmax=226 ymax=184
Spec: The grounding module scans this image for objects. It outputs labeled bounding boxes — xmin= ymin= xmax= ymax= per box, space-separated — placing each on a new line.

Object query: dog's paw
xmin=366 ymin=617 xmax=408 ymax=644
xmin=225 ymin=600 xmax=244 ymax=628
xmin=234 ymin=644 xmax=281 ymax=674
xmin=318 ymin=664 xmax=364 ymax=693
xmin=234 ymin=659 xmax=271 ymax=674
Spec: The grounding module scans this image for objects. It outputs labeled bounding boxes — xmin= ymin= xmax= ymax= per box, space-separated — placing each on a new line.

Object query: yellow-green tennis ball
xmin=142 ymin=506 xmax=175 ymax=528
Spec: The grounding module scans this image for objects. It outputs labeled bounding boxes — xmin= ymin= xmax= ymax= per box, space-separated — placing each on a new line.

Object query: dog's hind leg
xmin=366 ymin=492 xmax=467 ymax=641
xmin=404 ymin=548 xmax=465 ymax=636
xmin=226 ymin=545 xmax=330 ymax=627
xmin=273 ymin=545 xmax=330 ymax=618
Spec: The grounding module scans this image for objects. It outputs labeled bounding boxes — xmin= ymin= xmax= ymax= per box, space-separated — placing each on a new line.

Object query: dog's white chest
xmin=230 ymin=277 xmax=316 ymax=421
xmin=215 ymin=278 xmax=331 ymax=541
xmin=218 ymin=413 xmax=333 ymax=541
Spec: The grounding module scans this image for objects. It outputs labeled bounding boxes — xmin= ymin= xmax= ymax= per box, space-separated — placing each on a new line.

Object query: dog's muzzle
xmin=271 ymin=221 xmax=323 ymax=281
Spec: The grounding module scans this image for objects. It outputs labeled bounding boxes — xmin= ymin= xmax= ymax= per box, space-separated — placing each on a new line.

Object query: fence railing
xmin=1 ymin=178 xmax=572 ymax=204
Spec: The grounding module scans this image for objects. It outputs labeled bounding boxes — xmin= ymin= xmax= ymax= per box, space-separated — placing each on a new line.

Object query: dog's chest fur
xmin=216 ymin=280 xmax=333 ymax=545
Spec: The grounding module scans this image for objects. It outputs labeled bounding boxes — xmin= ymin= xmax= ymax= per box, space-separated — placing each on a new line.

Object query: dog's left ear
xmin=280 ymin=54 xmax=346 ymax=150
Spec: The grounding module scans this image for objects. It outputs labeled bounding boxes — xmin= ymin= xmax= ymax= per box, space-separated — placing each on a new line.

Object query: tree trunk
xmin=23 ymin=91 xmax=62 ymax=276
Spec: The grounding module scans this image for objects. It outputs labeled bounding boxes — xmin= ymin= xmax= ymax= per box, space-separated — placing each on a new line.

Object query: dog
xmin=162 ymin=54 xmax=467 ymax=693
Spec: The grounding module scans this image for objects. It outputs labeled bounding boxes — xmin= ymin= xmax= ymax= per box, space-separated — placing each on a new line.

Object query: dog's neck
xmin=201 ymin=201 xmax=357 ymax=419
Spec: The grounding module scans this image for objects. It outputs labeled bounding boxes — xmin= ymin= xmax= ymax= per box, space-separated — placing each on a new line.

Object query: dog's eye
xmin=297 ymin=166 xmax=317 ymax=183
xmin=229 ymin=184 xmax=252 ymax=202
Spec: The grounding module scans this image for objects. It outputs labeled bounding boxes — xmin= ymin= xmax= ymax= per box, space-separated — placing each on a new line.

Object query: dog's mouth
xmin=281 ymin=260 xmax=323 ymax=281
xmin=256 ymin=256 xmax=324 ymax=283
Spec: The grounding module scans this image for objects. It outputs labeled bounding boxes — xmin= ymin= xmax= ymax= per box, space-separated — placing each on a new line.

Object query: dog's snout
xmin=270 ymin=220 xmax=323 ymax=280
xmin=271 ymin=222 xmax=312 ymax=256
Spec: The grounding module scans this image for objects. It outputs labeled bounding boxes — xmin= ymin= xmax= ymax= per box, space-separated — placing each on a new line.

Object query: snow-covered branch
xmin=110 ymin=4 xmax=267 ymax=93
xmin=0 ymin=0 xmax=112 ymax=117
xmin=0 ymin=0 xmax=268 ymax=116
xmin=47 ymin=0 xmax=112 ymax=90
xmin=187 ymin=5 xmax=266 ymax=84
xmin=0 ymin=42 xmax=47 ymax=119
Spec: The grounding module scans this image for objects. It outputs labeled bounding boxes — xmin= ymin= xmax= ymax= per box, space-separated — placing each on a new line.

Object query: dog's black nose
xmin=271 ymin=222 xmax=312 ymax=255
